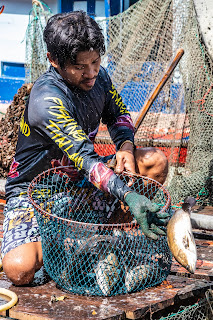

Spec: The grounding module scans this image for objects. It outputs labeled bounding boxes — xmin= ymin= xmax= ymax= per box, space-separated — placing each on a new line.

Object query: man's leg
xmin=135 ymin=147 xmax=168 ymax=184
xmin=1 ymin=196 xmax=43 ymax=285
xmin=2 ymin=242 xmax=43 ymax=285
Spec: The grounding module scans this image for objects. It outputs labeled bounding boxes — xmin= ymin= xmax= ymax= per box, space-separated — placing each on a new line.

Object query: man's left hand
xmin=115 ymin=141 xmax=135 ymax=174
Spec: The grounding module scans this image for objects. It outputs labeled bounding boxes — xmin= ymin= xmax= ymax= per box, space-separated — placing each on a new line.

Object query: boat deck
xmin=0 ymin=200 xmax=212 ymax=320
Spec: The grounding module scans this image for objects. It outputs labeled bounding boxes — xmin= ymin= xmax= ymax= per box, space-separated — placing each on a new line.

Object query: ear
xmin=47 ymin=52 xmax=59 ymax=68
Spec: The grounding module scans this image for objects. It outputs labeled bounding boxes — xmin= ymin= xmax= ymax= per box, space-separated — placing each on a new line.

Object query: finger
xmin=152 ymin=216 xmax=169 ymax=226
xmin=127 ymin=176 xmax=135 ymax=187
xmin=138 ymin=218 xmax=159 ymax=240
xmin=124 ymin=160 xmax=136 ymax=174
xmin=120 ymin=151 xmax=135 ymax=173
xmin=127 ymin=180 xmax=133 ymax=187
xmin=143 ymin=228 xmax=159 ymax=240
xmin=151 ymin=223 xmax=166 ymax=235
xmin=156 ymin=211 xmax=170 ymax=219
xmin=147 ymin=203 xmax=160 ymax=213
xmin=115 ymin=157 xmax=124 ymax=174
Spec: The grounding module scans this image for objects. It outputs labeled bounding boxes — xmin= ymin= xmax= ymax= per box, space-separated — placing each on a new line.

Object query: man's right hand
xmin=124 ymin=191 xmax=170 ymax=240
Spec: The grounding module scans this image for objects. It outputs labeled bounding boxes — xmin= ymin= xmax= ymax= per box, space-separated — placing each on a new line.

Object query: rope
xmin=205 ymin=289 xmax=213 ymax=316
xmin=32 ymin=0 xmax=44 ymax=11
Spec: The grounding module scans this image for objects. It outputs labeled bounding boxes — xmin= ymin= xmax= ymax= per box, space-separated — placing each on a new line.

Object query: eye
xmin=75 ymin=65 xmax=84 ymax=70
xmin=93 ymin=57 xmax=100 ymax=64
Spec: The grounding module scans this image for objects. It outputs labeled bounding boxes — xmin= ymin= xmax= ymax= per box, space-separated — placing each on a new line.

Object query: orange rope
xmin=192 ymin=83 xmax=213 ymax=117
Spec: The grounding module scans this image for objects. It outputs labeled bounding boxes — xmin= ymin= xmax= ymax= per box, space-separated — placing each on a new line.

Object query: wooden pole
xmin=134 ymin=48 xmax=184 ymax=132
xmin=107 ymin=49 xmax=184 ymax=169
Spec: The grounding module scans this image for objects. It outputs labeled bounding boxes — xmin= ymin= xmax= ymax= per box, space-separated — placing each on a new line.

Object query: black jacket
xmin=6 ymin=65 xmax=134 ymax=200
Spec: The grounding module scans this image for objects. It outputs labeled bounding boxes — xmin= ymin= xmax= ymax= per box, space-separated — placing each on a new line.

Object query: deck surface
xmin=0 ymin=200 xmax=212 ymax=319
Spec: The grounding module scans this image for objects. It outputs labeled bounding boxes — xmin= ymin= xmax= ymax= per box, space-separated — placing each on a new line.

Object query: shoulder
xmin=29 ymin=68 xmax=71 ymax=112
xmin=32 ymin=67 xmax=68 ymax=97
xmin=27 ymin=68 xmax=72 ymax=125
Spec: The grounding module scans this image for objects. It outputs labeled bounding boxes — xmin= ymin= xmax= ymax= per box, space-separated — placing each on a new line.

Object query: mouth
xmin=186 ymin=263 xmax=196 ymax=274
xmin=81 ymin=77 xmax=97 ymax=87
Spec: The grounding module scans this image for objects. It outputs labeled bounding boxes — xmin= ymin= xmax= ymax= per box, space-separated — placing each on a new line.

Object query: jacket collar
xmin=49 ymin=65 xmax=64 ymax=82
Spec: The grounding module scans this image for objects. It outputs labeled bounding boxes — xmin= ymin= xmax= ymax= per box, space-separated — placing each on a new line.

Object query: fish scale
xmin=167 ymin=197 xmax=197 ymax=273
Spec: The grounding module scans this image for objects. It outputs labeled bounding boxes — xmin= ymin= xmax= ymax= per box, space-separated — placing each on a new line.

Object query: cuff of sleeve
xmin=117 ymin=137 xmax=135 ymax=151
xmin=107 ymin=173 xmax=132 ymax=202
xmin=119 ymin=140 xmax=133 ymax=149
xmin=119 ymin=140 xmax=136 ymax=151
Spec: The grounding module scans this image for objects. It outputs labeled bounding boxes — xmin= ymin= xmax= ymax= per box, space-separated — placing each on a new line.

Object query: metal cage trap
xmin=28 ymin=166 xmax=172 ymax=296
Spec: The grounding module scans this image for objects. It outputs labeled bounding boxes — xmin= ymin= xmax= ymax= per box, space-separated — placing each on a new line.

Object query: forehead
xmin=75 ymin=50 xmax=100 ymax=64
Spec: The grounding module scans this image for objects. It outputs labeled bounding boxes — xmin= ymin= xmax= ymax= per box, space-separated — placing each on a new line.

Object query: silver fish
xmin=125 ymin=264 xmax=150 ymax=293
xmin=167 ymin=197 xmax=197 ymax=273
xmin=94 ymin=253 xmax=120 ymax=296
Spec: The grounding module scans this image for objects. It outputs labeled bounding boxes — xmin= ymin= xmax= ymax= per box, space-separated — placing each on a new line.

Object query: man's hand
xmin=125 ymin=191 xmax=169 ymax=240
xmin=115 ymin=141 xmax=135 ymax=174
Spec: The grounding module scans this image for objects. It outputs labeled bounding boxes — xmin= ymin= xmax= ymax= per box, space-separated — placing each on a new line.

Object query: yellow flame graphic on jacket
xmin=109 ymin=84 xmax=129 ymax=115
xmin=20 ymin=115 xmax=31 ymax=137
xmin=45 ymin=97 xmax=85 ymax=170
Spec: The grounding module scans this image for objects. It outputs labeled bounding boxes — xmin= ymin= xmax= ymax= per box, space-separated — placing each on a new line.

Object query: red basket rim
xmin=28 ymin=166 xmax=171 ymax=230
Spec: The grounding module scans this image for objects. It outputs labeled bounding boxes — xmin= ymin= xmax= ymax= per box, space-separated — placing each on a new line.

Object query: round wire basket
xmin=28 ymin=166 xmax=172 ymax=296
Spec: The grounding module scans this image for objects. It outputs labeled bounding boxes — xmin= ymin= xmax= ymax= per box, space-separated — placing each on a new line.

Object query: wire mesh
xmin=28 ymin=167 xmax=172 ymax=296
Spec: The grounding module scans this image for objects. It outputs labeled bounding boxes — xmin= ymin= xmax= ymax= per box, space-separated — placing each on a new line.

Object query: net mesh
xmin=28 ymin=167 xmax=172 ymax=296
xmin=159 ymin=291 xmax=213 ymax=320
xmin=25 ymin=0 xmax=52 ymax=83
xmin=25 ymin=0 xmax=213 ymax=207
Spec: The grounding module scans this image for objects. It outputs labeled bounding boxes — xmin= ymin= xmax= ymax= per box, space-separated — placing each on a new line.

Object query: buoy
xmin=0 ymin=288 xmax=18 ymax=311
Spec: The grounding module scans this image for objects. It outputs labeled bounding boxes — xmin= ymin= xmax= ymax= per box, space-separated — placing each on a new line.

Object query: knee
xmin=135 ymin=147 xmax=168 ymax=184
xmin=2 ymin=244 xmax=43 ymax=285
xmin=3 ymin=257 xmax=36 ymax=285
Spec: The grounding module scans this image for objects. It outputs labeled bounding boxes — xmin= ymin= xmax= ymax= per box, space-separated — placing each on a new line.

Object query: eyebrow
xmin=75 ymin=56 xmax=100 ymax=65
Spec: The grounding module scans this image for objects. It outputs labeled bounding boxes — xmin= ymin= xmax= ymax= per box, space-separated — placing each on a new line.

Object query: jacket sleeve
xmin=101 ymin=73 xmax=135 ymax=150
xmin=29 ymin=84 xmax=131 ymax=201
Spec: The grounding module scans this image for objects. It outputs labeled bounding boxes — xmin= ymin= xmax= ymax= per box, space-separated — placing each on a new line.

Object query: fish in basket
xmin=28 ymin=167 xmax=172 ymax=296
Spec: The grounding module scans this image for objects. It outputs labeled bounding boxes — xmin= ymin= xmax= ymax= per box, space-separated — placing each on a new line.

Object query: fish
xmin=94 ymin=253 xmax=120 ymax=296
xmin=61 ymin=233 xmax=126 ymax=295
xmin=125 ymin=264 xmax=150 ymax=293
xmin=167 ymin=196 xmax=197 ymax=273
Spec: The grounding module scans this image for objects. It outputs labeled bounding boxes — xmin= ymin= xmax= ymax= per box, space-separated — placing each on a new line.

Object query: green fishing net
xmin=25 ymin=0 xmax=213 ymax=207
xmin=95 ymin=0 xmax=213 ymax=207
xmin=28 ymin=167 xmax=172 ymax=296
xmin=159 ymin=291 xmax=213 ymax=320
xmin=25 ymin=0 xmax=52 ymax=83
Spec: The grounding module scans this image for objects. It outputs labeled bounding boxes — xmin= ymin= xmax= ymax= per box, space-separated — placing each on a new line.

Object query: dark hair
xmin=43 ymin=11 xmax=105 ymax=69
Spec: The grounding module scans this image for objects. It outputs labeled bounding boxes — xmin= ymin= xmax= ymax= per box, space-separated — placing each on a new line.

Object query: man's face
xmin=49 ymin=50 xmax=101 ymax=91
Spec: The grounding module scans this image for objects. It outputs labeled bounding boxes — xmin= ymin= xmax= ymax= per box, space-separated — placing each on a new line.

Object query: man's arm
xmin=31 ymin=87 xmax=168 ymax=240
xmin=102 ymin=78 xmax=136 ymax=173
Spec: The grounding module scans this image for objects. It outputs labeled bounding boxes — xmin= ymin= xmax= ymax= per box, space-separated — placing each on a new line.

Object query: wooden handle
xmin=134 ymin=48 xmax=184 ymax=133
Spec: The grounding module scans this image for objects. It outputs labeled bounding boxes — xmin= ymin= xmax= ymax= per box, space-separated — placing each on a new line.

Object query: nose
xmin=82 ymin=65 xmax=97 ymax=79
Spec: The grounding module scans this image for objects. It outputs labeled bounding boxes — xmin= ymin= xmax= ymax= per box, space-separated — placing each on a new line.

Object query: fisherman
xmin=2 ymin=11 xmax=169 ymax=285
